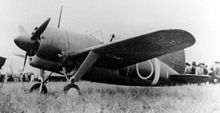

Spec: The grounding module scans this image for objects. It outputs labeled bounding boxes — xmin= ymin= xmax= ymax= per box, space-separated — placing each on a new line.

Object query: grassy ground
xmin=0 ymin=82 xmax=220 ymax=113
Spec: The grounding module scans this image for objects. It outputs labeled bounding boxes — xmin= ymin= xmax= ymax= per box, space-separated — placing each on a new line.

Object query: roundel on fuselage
xmin=136 ymin=60 xmax=154 ymax=80
xmin=136 ymin=59 xmax=161 ymax=85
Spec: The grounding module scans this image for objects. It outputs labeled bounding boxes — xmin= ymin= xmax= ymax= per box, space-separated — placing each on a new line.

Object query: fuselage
xmin=26 ymin=27 xmax=185 ymax=86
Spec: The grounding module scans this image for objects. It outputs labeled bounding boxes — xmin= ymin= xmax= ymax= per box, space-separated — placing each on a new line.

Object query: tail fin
xmin=159 ymin=50 xmax=185 ymax=74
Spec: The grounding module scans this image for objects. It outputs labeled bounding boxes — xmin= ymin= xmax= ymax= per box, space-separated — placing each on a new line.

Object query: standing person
xmin=196 ymin=63 xmax=204 ymax=75
xmin=29 ymin=72 xmax=35 ymax=82
xmin=214 ymin=61 xmax=220 ymax=77
xmin=4 ymin=73 xmax=8 ymax=83
xmin=30 ymin=74 xmax=35 ymax=82
xmin=209 ymin=67 xmax=215 ymax=77
xmin=190 ymin=61 xmax=197 ymax=74
xmin=184 ymin=62 xmax=191 ymax=74
xmin=203 ymin=65 xmax=208 ymax=75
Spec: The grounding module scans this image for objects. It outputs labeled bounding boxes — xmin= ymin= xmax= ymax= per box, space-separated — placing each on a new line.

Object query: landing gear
xmin=30 ymin=83 xmax=48 ymax=94
xmin=63 ymin=83 xmax=81 ymax=97
xmin=29 ymin=71 xmax=52 ymax=94
xmin=62 ymin=67 xmax=81 ymax=96
xmin=211 ymin=77 xmax=220 ymax=84
xmin=61 ymin=51 xmax=100 ymax=96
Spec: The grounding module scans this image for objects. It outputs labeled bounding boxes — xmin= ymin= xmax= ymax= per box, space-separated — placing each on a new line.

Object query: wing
xmin=67 ymin=29 xmax=195 ymax=69
xmin=169 ymin=74 xmax=212 ymax=84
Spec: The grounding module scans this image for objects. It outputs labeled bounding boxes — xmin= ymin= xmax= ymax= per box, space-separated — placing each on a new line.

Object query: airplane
xmin=0 ymin=56 xmax=6 ymax=70
xmin=0 ymin=56 xmax=6 ymax=83
xmin=13 ymin=8 xmax=198 ymax=94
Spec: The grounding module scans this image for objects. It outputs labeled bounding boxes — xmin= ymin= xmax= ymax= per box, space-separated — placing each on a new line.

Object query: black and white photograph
xmin=0 ymin=0 xmax=220 ymax=113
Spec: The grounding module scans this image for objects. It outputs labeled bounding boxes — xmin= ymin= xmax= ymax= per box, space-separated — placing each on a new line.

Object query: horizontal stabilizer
xmin=169 ymin=74 xmax=212 ymax=84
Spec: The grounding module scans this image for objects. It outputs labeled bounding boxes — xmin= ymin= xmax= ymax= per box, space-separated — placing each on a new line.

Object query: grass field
xmin=0 ymin=82 xmax=220 ymax=113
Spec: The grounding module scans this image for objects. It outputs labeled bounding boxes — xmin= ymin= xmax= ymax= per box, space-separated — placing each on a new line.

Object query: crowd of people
xmin=0 ymin=72 xmax=40 ymax=83
xmin=184 ymin=61 xmax=220 ymax=76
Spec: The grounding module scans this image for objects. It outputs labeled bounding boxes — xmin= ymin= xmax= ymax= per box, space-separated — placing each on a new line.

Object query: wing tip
xmin=162 ymin=29 xmax=196 ymax=48
xmin=179 ymin=29 xmax=196 ymax=48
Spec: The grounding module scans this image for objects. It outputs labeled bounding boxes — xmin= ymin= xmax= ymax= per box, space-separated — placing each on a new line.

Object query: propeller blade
xmin=13 ymin=53 xmax=25 ymax=58
xmin=9 ymin=65 xmax=14 ymax=75
xmin=18 ymin=25 xmax=27 ymax=35
xmin=31 ymin=18 xmax=51 ymax=40
xmin=22 ymin=53 xmax=28 ymax=73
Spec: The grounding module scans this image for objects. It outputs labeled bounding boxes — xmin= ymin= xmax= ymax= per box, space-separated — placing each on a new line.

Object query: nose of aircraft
xmin=14 ymin=35 xmax=38 ymax=52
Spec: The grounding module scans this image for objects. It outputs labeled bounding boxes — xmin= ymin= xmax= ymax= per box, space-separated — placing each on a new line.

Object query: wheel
xmin=63 ymin=83 xmax=80 ymax=97
xmin=30 ymin=83 xmax=47 ymax=94
xmin=211 ymin=78 xmax=218 ymax=84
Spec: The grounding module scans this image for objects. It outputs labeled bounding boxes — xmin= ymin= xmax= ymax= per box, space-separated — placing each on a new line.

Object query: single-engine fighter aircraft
xmin=14 ymin=15 xmax=197 ymax=94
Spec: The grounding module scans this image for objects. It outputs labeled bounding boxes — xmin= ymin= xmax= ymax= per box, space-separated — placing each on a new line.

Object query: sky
xmin=0 ymin=0 xmax=220 ymax=73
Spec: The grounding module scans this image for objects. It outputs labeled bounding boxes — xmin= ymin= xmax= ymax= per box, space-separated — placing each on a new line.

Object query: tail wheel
xmin=63 ymin=83 xmax=80 ymax=97
xmin=212 ymin=78 xmax=218 ymax=84
xmin=30 ymin=83 xmax=47 ymax=94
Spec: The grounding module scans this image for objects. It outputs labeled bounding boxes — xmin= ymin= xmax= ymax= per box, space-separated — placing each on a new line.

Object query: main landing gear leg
xmin=62 ymin=67 xmax=81 ymax=96
xmin=62 ymin=51 xmax=100 ymax=96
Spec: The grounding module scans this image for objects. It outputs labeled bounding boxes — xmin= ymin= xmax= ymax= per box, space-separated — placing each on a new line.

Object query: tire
xmin=30 ymin=83 xmax=47 ymax=94
xmin=63 ymin=83 xmax=80 ymax=96
xmin=212 ymin=78 xmax=218 ymax=84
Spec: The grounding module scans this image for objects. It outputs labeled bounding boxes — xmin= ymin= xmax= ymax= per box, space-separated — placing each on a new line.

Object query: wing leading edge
xmin=67 ymin=29 xmax=195 ymax=69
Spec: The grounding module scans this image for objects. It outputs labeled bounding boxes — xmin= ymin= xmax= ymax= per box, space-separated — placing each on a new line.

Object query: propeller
xmin=14 ymin=18 xmax=51 ymax=74
xmin=13 ymin=53 xmax=25 ymax=58
xmin=31 ymin=18 xmax=50 ymax=40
